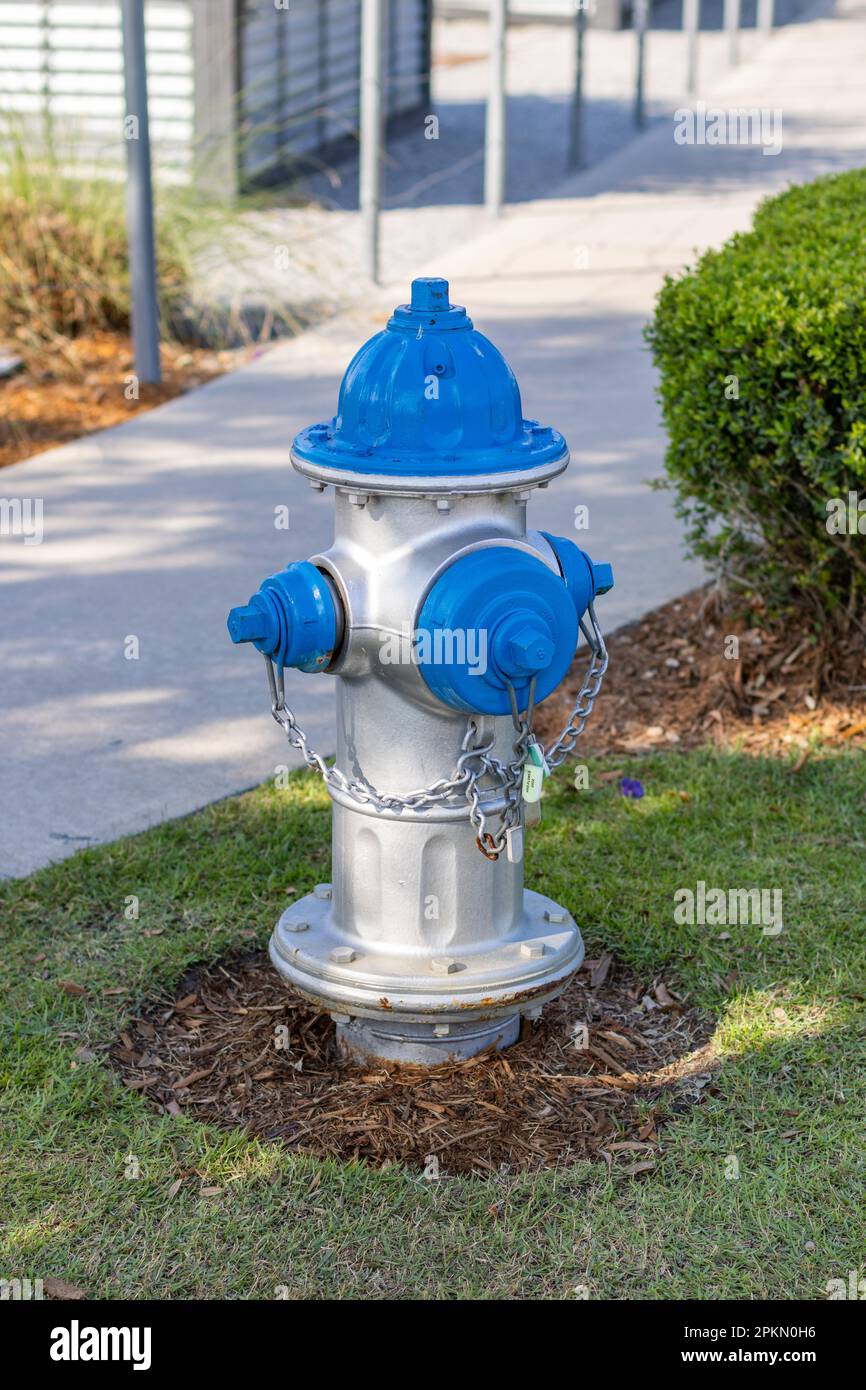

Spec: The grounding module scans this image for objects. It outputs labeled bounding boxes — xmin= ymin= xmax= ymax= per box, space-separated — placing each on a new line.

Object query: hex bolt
xmin=506 ymin=624 xmax=555 ymax=674
xmin=436 ymin=499 xmax=452 ymax=513
xmin=283 ymin=919 xmax=310 ymax=934
xmin=520 ymin=941 xmax=546 ymax=960
xmin=347 ymin=492 xmax=367 ymax=508
xmin=433 ymin=1023 xmax=451 ymax=1037
xmin=544 ymin=908 xmax=567 ymax=924
xmin=227 ymin=605 xmax=268 ymax=643
xmin=330 ymin=946 xmax=356 ymax=964
xmin=330 ymin=1012 xmax=352 ymax=1024
xmin=431 ymin=956 xmax=459 ymax=975
xmin=309 ymin=480 xmax=326 ymax=492
xmin=314 ymin=883 xmax=332 ymax=900
xmin=525 ymin=1006 xmax=543 ymax=1021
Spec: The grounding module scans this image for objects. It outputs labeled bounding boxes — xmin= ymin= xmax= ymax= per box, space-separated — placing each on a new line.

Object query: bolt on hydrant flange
xmin=227 ymin=278 xmax=613 ymax=1066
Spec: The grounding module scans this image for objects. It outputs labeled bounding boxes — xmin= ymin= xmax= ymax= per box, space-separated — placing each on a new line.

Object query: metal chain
xmin=544 ymin=601 xmax=609 ymax=769
xmin=262 ymin=600 xmax=607 ymax=859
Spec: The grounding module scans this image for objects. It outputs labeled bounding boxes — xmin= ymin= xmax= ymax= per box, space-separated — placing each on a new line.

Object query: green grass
xmin=1 ymin=749 xmax=864 ymax=1300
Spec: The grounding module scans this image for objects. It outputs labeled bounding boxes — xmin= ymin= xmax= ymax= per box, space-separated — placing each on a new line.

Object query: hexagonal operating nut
xmin=506 ymin=624 xmax=555 ymax=675
xmin=227 ymin=604 xmax=268 ymax=643
xmin=592 ymin=561 xmax=614 ymax=596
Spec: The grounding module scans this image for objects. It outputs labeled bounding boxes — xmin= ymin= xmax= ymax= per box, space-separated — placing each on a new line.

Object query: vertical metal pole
xmin=683 ymin=0 xmax=699 ymax=96
xmin=39 ymin=0 xmax=52 ymax=149
xmin=360 ymin=0 xmax=384 ymax=283
xmin=724 ymin=0 xmax=741 ymax=66
xmin=634 ymin=0 xmax=648 ymax=130
xmin=120 ymin=0 xmax=161 ymax=385
xmin=568 ymin=3 xmax=587 ymax=171
xmin=757 ymin=0 xmax=774 ymax=35
xmin=485 ymin=0 xmax=507 ymax=216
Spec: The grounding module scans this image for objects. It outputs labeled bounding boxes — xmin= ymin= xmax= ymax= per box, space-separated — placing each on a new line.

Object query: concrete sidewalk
xmin=2 ymin=0 xmax=864 ymax=877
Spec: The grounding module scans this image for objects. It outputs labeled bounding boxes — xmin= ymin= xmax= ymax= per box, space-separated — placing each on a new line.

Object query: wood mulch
xmin=0 ymin=332 xmax=238 ymax=469
xmin=111 ymin=951 xmax=715 ymax=1176
xmin=536 ymin=585 xmax=866 ymax=760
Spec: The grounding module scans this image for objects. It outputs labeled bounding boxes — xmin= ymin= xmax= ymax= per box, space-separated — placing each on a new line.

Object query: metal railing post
xmin=683 ymin=0 xmax=699 ymax=96
xmin=360 ymin=0 xmax=385 ymax=284
xmin=568 ymin=2 xmax=588 ymax=170
xmin=757 ymin=0 xmax=774 ymax=36
xmin=634 ymin=0 xmax=648 ymax=129
xmin=724 ymin=0 xmax=741 ymax=66
xmin=120 ymin=0 xmax=161 ymax=385
xmin=485 ymin=0 xmax=507 ymax=215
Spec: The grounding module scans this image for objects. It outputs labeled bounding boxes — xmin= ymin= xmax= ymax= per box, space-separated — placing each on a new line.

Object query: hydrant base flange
xmin=335 ymin=1013 xmax=521 ymax=1067
xmin=269 ymin=886 xmax=584 ymax=1062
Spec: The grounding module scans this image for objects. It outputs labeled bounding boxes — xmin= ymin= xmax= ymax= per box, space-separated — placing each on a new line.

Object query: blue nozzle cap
xmin=226 ymin=561 xmax=338 ymax=673
xmin=417 ymin=548 xmax=578 ymax=715
xmin=542 ymin=534 xmax=614 ymax=617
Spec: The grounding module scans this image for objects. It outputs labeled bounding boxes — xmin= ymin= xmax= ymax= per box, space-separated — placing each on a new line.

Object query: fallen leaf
xmin=654 ymin=982 xmax=678 ymax=1009
xmin=56 ymin=981 xmax=87 ymax=997
xmin=589 ymin=952 xmax=613 ymax=989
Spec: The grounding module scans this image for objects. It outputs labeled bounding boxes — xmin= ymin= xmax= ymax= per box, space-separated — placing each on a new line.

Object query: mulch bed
xmin=536 ymin=585 xmax=866 ymax=759
xmin=0 ymin=332 xmax=237 ymax=469
xmin=111 ymin=951 xmax=716 ymax=1176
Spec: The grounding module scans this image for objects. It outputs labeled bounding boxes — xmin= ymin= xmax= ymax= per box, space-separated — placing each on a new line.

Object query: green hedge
xmin=645 ymin=169 xmax=866 ymax=630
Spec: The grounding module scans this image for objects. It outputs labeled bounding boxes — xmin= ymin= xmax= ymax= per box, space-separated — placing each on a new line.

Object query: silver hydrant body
xmin=228 ymin=279 xmax=612 ymax=1065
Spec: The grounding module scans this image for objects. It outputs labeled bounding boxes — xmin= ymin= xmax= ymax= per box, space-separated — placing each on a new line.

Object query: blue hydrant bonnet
xmin=292 ymin=277 xmax=569 ymax=482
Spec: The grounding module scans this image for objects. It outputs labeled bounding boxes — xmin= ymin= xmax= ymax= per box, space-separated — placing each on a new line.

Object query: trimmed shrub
xmin=645 ymin=169 xmax=866 ymax=633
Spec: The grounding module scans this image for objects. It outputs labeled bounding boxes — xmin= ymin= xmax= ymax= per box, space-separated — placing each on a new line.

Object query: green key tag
xmin=527 ymin=742 xmax=550 ymax=776
xmin=522 ymin=762 xmax=544 ymax=804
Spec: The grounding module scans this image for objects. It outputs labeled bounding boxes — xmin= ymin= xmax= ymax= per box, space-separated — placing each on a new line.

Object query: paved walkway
xmin=2 ymin=0 xmax=864 ymax=877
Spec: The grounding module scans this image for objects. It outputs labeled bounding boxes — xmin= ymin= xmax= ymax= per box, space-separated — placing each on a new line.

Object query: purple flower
xmin=619 ymin=777 xmax=645 ymax=799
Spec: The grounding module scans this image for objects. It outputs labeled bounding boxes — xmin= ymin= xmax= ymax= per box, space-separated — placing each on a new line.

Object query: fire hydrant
xmin=227 ymin=278 xmax=613 ymax=1065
